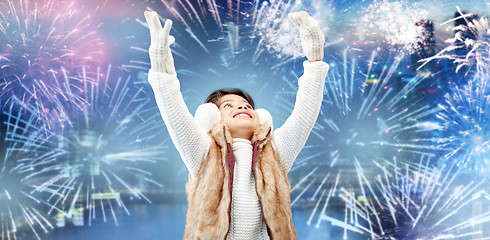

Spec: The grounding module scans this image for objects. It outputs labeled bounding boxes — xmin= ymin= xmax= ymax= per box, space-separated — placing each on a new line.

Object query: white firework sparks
xmin=434 ymin=75 xmax=490 ymax=172
xmin=286 ymin=50 xmax=453 ymax=236
xmin=1 ymin=104 xmax=62 ymax=239
xmin=249 ymin=0 xmax=305 ymax=60
xmin=360 ymin=0 xmax=430 ymax=54
xmin=332 ymin=157 xmax=490 ymax=239
xmin=32 ymin=65 xmax=168 ymax=226
xmin=418 ymin=7 xmax=490 ymax=78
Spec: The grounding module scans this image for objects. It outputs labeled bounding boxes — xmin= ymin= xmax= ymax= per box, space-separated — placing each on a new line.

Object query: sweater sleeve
xmin=148 ymin=70 xmax=210 ymax=178
xmin=271 ymin=61 xmax=329 ymax=172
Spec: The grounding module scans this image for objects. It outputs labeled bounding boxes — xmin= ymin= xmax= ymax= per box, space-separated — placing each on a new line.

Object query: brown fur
xmin=184 ymin=123 xmax=296 ymax=240
xmin=252 ymin=124 xmax=297 ymax=240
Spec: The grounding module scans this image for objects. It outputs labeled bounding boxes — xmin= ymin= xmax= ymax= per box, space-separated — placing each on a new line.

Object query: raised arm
xmin=145 ymin=11 xmax=209 ymax=177
xmin=272 ymin=11 xmax=329 ymax=172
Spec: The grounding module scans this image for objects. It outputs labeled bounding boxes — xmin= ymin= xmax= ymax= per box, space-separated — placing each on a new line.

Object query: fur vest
xmin=183 ymin=103 xmax=296 ymax=240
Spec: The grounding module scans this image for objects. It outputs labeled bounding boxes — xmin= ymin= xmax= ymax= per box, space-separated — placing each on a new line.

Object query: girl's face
xmin=217 ymin=94 xmax=260 ymax=140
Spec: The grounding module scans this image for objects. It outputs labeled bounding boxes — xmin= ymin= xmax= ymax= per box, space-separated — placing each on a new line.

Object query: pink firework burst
xmin=0 ymin=0 xmax=106 ymax=119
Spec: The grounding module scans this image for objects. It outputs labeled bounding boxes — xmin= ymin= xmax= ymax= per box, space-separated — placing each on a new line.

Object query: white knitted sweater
xmin=148 ymin=61 xmax=329 ymax=239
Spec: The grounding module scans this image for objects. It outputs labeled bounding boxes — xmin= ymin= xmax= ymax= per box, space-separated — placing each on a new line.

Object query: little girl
xmin=144 ymin=10 xmax=329 ymax=240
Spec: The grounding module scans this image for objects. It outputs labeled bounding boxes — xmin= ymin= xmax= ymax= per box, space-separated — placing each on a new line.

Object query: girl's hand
xmin=288 ymin=11 xmax=325 ymax=62
xmin=144 ymin=11 xmax=176 ymax=74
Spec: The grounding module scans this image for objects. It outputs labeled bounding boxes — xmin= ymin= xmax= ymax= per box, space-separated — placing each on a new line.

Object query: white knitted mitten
xmin=288 ymin=11 xmax=325 ymax=61
xmin=144 ymin=11 xmax=176 ymax=75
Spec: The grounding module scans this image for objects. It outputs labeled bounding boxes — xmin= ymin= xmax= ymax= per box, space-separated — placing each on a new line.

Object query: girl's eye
xmin=224 ymin=103 xmax=232 ymax=108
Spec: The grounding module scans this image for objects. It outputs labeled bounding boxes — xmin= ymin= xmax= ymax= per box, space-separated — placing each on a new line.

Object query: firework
xmin=301 ymin=50 xmax=442 ymax=168
xmin=329 ymin=156 xmax=490 ymax=239
xmin=0 ymin=104 xmax=64 ymax=239
xmin=10 ymin=67 xmax=92 ymax=131
xmin=157 ymin=0 xmax=224 ymax=32
xmin=0 ymin=0 xmax=105 ymax=116
xmin=32 ymin=65 xmax=168 ymax=226
xmin=432 ymin=74 xmax=490 ymax=172
xmin=247 ymin=0 xmax=305 ymax=60
xmin=286 ymin=50 xmax=451 ymax=232
xmin=359 ymin=0 xmax=431 ymax=54
xmin=418 ymin=7 xmax=490 ymax=78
